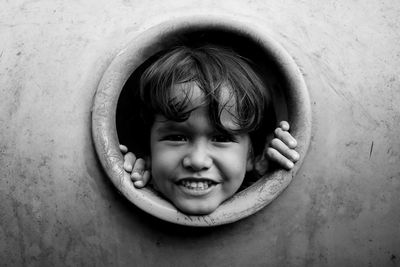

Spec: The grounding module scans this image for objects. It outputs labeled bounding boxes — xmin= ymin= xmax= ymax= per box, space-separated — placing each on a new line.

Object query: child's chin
xmin=174 ymin=200 xmax=219 ymax=215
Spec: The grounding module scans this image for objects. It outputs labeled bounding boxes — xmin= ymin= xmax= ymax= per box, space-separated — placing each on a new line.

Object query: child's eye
xmin=163 ymin=135 xmax=188 ymax=142
xmin=212 ymin=134 xmax=235 ymax=143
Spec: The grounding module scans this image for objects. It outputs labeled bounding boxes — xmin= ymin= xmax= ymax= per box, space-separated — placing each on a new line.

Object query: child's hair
xmin=117 ymin=44 xmax=276 ymax=161
xmin=138 ymin=45 xmax=273 ymax=155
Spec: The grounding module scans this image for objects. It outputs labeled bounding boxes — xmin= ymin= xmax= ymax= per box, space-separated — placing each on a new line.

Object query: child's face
xmin=149 ymin=84 xmax=253 ymax=215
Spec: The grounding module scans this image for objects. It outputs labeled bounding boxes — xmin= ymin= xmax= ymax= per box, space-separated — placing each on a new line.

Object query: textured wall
xmin=0 ymin=0 xmax=399 ymax=266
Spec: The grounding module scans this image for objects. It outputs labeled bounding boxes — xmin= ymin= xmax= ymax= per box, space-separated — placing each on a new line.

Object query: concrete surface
xmin=0 ymin=0 xmax=399 ymax=266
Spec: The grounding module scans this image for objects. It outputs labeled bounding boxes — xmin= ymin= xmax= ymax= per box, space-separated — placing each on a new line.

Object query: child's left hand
xmin=255 ymin=121 xmax=300 ymax=175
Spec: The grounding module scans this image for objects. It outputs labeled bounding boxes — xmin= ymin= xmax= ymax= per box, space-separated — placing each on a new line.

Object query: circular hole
xmin=92 ymin=16 xmax=311 ymax=226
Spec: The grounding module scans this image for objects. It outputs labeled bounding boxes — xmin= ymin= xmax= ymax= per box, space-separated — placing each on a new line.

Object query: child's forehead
xmin=171 ymin=82 xmax=236 ymax=108
xmin=170 ymin=82 xmax=204 ymax=104
xmin=154 ymin=105 xmax=241 ymax=132
xmin=167 ymin=82 xmax=241 ymax=131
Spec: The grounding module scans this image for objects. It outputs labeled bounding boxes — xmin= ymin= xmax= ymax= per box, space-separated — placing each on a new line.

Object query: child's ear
xmin=253 ymin=154 xmax=269 ymax=176
xmin=246 ymin=147 xmax=255 ymax=172
xmin=246 ymin=156 xmax=254 ymax=172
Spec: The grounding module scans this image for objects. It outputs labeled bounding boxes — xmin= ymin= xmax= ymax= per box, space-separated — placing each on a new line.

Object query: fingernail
xmin=134 ymin=181 xmax=143 ymax=188
xmin=287 ymin=161 xmax=294 ymax=169
xmin=134 ymin=169 xmax=143 ymax=174
xmin=290 ymin=140 xmax=297 ymax=148
xmin=124 ymin=163 xmax=132 ymax=171
xmin=131 ymin=170 xmax=143 ymax=179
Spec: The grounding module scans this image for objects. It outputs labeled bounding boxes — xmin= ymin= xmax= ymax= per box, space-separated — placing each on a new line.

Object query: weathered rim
xmin=92 ymin=15 xmax=311 ymax=226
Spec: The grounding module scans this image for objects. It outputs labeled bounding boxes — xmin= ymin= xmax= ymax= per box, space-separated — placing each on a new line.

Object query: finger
xmin=134 ymin=180 xmax=145 ymax=188
xmin=274 ymin=127 xmax=297 ymax=149
xmin=134 ymin=170 xmax=151 ymax=188
xmin=131 ymin=158 xmax=146 ymax=181
xmin=266 ymin=147 xmax=295 ymax=170
xmin=279 ymin=121 xmax=290 ymax=131
xmin=270 ymin=138 xmax=300 ymax=162
xmin=123 ymin=152 xmax=136 ymax=172
xmin=119 ymin=144 xmax=128 ymax=153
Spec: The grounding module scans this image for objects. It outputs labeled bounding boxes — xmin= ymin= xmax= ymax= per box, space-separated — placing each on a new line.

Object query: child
xmin=119 ymin=45 xmax=299 ymax=215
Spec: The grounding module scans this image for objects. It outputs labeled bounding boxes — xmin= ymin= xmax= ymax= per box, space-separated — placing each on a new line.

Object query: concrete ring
xmin=92 ymin=14 xmax=311 ymax=226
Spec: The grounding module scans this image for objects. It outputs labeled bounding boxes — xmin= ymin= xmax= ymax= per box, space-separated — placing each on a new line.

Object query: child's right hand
xmin=119 ymin=144 xmax=151 ymax=188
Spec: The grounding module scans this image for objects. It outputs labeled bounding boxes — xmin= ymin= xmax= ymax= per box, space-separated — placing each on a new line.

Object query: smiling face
xmin=149 ymin=84 xmax=253 ymax=215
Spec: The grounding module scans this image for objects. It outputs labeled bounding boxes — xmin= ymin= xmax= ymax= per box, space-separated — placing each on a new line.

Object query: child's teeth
xmin=181 ymin=180 xmax=211 ymax=190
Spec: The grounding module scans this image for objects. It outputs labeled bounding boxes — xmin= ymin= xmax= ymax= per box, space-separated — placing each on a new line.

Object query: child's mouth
xmin=177 ymin=178 xmax=218 ymax=195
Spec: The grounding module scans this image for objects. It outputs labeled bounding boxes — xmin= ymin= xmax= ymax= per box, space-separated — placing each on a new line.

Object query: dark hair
xmin=118 ymin=45 xmax=276 ymax=158
xmin=141 ymin=45 xmax=271 ymax=140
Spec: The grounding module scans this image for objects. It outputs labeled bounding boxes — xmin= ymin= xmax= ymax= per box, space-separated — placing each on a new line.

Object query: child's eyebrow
xmin=154 ymin=120 xmax=190 ymax=132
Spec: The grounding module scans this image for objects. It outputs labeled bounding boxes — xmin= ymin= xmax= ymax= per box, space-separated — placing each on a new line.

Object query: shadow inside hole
xmin=116 ymin=29 xmax=289 ymax=188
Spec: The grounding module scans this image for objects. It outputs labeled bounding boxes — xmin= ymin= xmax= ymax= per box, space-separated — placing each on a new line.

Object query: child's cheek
xmin=151 ymin=145 xmax=179 ymax=179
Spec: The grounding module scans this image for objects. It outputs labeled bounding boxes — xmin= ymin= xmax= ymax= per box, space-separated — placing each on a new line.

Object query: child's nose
xmin=182 ymin=142 xmax=212 ymax=171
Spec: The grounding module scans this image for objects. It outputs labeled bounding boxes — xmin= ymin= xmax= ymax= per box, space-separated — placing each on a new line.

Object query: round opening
xmin=92 ymin=16 xmax=311 ymax=226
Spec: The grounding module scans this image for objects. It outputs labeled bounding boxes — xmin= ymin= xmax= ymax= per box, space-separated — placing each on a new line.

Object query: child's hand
xmin=119 ymin=144 xmax=151 ymax=188
xmin=255 ymin=121 xmax=300 ymax=175
xmin=268 ymin=121 xmax=299 ymax=169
